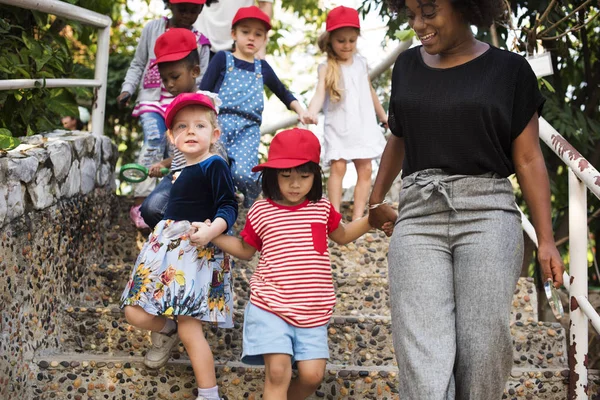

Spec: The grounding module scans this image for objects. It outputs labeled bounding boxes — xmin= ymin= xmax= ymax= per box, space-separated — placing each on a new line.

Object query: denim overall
xmin=217 ymin=52 xmax=264 ymax=208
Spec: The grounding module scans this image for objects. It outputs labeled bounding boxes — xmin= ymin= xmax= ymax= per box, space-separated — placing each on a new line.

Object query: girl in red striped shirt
xmin=191 ymin=128 xmax=386 ymax=399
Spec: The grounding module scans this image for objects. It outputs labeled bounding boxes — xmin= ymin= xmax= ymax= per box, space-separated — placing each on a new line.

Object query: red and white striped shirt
xmin=241 ymin=198 xmax=342 ymax=328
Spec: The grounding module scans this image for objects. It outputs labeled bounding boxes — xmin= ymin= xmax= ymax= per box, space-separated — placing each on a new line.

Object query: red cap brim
xmin=326 ymin=21 xmax=361 ymax=32
xmin=150 ymin=50 xmax=194 ymax=69
xmin=252 ymin=158 xmax=312 ymax=172
xmin=170 ymin=0 xmax=206 ymax=3
xmin=165 ymin=98 xmax=216 ymax=128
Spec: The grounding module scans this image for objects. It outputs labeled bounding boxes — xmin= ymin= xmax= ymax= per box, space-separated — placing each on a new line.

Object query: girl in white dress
xmin=306 ymin=5 xmax=388 ymax=220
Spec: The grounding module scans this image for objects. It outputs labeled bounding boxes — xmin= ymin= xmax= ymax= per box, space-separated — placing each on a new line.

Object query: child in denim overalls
xmin=200 ymin=6 xmax=313 ymax=208
xmin=117 ymin=0 xmax=212 ymax=228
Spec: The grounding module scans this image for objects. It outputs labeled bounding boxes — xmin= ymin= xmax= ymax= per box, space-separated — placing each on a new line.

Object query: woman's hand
xmin=368 ymin=203 xmax=397 ymax=237
xmin=538 ymin=241 xmax=565 ymax=288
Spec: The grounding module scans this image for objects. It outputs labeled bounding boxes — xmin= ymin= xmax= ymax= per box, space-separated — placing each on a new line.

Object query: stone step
xmin=87 ymin=260 xmax=393 ymax=317
xmin=26 ymin=354 xmax=600 ymax=400
xmin=55 ymin=308 xmax=395 ymax=367
xmin=54 ymin=306 xmax=565 ymax=369
xmin=90 ymin=202 xmax=539 ymax=321
xmin=86 ymin=247 xmax=538 ymax=323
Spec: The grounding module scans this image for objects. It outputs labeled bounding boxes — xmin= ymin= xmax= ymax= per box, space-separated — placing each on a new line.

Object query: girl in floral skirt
xmin=120 ymin=92 xmax=237 ymax=400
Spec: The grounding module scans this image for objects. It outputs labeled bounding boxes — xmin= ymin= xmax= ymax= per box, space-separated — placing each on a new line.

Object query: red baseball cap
xmin=326 ymin=6 xmax=360 ymax=32
xmin=252 ymin=128 xmax=321 ymax=172
xmin=169 ymin=0 xmax=206 ymax=4
xmin=150 ymin=28 xmax=197 ymax=68
xmin=232 ymin=6 xmax=272 ymax=31
xmin=165 ymin=92 xmax=217 ymax=128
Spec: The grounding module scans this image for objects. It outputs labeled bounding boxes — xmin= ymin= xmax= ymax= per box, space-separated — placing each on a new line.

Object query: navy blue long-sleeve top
xmin=199 ymin=51 xmax=297 ymax=108
xmin=164 ymin=155 xmax=238 ymax=229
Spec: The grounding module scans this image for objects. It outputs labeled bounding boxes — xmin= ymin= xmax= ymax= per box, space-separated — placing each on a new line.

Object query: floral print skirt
xmin=120 ymin=219 xmax=234 ymax=328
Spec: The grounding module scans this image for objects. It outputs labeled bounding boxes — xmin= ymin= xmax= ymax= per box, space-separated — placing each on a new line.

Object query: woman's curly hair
xmin=388 ymin=0 xmax=507 ymax=28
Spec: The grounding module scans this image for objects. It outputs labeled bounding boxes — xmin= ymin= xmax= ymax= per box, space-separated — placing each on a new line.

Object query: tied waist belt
xmin=402 ymin=170 xmax=500 ymax=213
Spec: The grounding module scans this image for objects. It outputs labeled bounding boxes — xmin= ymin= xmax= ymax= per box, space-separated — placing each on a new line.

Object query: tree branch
xmin=538 ymin=0 xmax=593 ymax=38
xmin=533 ymin=0 xmax=557 ymax=32
xmin=540 ymin=12 xmax=600 ymax=41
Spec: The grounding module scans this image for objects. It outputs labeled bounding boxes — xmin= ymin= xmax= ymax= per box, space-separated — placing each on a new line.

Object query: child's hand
xmin=189 ymin=219 xmax=213 ymax=246
xmin=379 ymin=117 xmax=389 ymax=131
xmin=300 ymin=111 xmax=318 ymax=125
xmin=381 ymin=221 xmax=394 ymax=237
xmin=148 ymin=162 xmax=167 ymax=177
xmin=117 ymin=91 xmax=131 ymax=109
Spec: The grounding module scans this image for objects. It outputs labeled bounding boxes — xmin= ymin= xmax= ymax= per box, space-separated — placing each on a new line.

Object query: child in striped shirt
xmin=191 ymin=128 xmax=382 ymax=399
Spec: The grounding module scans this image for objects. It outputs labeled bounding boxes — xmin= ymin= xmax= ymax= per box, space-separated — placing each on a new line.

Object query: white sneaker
xmin=144 ymin=331 xmax=179 ymax=369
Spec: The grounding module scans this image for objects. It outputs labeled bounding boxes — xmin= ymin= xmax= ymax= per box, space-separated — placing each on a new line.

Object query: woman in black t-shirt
xmin=368 ymin=0 xmax=564 ymax=399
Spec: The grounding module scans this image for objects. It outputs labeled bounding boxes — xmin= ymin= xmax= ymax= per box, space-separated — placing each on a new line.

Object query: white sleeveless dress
xmin=322 ymin=54 xmax=387 ymax=164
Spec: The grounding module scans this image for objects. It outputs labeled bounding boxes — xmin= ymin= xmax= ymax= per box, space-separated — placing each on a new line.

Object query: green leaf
xmin=35 ymin=52 xmax=53 ymax=72
xmin=0 ymin=134 xmax=20 ymax=150
xmin=46 ymin=89 xmax=78 ymax=118
xmin=0 ymin=128 xmax=12 ymax=137
xmin=394 ymin=29 xmax=415 ymax=42
xmin=539 ymin=78 xmax=555 ymax=93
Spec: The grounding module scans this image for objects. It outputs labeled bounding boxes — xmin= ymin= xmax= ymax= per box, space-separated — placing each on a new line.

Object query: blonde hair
xmin=317 ymin=28 xmax=360 ymax=103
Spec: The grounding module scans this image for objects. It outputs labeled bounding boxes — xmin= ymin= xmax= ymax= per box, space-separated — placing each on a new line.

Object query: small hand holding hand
xmin=189 ymin=219 xmax=213 ymax=246
xmin=298 ymin=111 xmax=318 ymax=126
xmin=381 ymin=221 xmax=394 ymax=237
xmin=379 ymin=117 xmax=389 ymax=131
xmin=538 ymin=241 xmax=565 ymax=288
xmin=368 ymin=203 xmax=397 ymax=237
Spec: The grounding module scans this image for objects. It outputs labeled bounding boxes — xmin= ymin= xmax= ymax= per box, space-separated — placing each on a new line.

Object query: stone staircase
xmin=25 ymin=200 xmax=600 ymax=400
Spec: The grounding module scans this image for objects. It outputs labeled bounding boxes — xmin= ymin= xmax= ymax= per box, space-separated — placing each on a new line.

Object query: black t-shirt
xmin=388 ymin=45 xmax=545 ymax=177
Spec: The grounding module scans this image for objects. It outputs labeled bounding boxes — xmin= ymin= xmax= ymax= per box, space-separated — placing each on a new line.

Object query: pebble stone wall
xmin=0 ymin=130 xmax=118 ymax=397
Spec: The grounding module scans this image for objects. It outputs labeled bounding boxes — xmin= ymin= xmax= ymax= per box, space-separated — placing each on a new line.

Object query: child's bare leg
xmin=263 ymin=354 xmax=293 ymax=400
xmin=328 ymin=159 xmax=347 ymax=212
xmin=351 ymin=158 xmax=372 ymax=221
xmin=124 ymin=305 xmax=169 ymax=331
xmin=287 ymin=359 xmax=326 ymax=400
xmin=177 ymin=316 xmax=217 ymax=388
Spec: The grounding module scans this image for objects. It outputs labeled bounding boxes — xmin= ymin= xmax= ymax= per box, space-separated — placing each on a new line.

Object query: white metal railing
xmin=520 ymin=118 xmax=600 ymax=399
xmin=259 ymin=39 xmax=412 ymax=136
xmin=0 ymin=0 xmax=111 ymax=137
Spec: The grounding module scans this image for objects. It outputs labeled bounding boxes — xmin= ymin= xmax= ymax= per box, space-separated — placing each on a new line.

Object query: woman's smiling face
xmin=405 ymin=0 xmax=469 ymax=55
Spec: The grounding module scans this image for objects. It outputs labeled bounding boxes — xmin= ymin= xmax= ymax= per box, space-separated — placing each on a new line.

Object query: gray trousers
xmin=388 ymin=169 xmax=523 ymax=400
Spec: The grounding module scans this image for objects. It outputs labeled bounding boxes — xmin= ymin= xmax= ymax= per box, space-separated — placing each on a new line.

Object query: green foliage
xmin=0 ymin=6 xmax=79 ymax=140
xmin=0 ymin=128 xmax=20 ymax=151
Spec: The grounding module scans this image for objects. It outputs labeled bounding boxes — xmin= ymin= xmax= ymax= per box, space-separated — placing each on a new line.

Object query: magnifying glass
xmin=119 ymin=163 xmax=169 ymax=183
xmin=544 ymin=278 xmax=564 ymax=320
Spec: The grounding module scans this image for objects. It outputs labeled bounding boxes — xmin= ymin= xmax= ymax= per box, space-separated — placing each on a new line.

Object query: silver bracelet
xmin=368 ymin=200 xmax=388 ymax=210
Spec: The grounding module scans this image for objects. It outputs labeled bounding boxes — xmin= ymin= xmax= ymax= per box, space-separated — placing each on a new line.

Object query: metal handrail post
xmin=539 ymin=118 xmax=600 ymax=200
xmin=92 ymin=26 xmax=111 ymax=136
xmin=568 ymin=168 xmax=588 ymax=400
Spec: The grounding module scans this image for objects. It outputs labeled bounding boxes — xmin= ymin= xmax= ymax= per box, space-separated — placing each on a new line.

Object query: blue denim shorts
xmin=241 ymin=303 xmax=329 ymax=365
